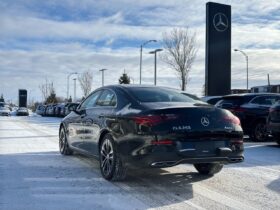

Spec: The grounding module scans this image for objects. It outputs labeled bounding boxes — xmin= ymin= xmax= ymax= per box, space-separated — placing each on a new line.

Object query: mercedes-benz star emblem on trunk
xmin=201 ymin=117 xmax=210 ymax=127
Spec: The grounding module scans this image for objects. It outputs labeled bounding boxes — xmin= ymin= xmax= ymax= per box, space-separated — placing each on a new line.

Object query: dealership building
xmin=251 ymin=84 xmax=280 ymax=93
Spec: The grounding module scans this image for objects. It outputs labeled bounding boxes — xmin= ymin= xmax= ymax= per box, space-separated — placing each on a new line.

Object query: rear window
xmin=128 ymin=87 xmax=195 ymax=103
xmin=217 ymin=97 xmax=244 ymax=106
xmin=207 ymin=98 xmax=222 ymax=105
xmin=217 ymin=95 xmax=256 ymax=107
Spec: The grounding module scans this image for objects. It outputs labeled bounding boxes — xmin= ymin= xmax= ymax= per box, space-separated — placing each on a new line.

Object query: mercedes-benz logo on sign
xmin=201 ymin=117 xmax=210 ymax=127
xmin=213 ymin=13 xmax=228 ymax=32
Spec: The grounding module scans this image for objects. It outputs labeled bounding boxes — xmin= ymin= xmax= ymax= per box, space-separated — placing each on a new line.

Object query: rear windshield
xmin=217 ymin=95 xmax=255 ymax=106
xmin=128 ymin=87 xmax=195 ymax=103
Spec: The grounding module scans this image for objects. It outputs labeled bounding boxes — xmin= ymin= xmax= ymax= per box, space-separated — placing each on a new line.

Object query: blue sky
xmin=1 ymin=0 xmax=280 ymax=103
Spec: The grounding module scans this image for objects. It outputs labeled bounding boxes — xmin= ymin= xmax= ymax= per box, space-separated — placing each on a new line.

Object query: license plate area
xmin=177 ymin=141 xmax=227 ymax=157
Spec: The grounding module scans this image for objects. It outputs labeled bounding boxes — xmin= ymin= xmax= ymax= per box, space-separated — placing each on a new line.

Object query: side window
xmin=80 ymin=91 xmax=102 ymax=109
xmin=251 ymin=96 xmax=280 ymax=106
xmin=250 ymin=97 xmax=261 ymax=104
xmin=265 ymin=96 xmax=280 ymax=105
xmin=96 ymin=90 xmax=116 ymax=107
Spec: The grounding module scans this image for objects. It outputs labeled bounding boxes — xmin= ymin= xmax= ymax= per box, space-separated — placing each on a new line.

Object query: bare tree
xmin=161 ymin=28 xmax=197 ymax=91
xmin=201 ymin=84 xmax=205 ymax=96
xmin=78 ymin=70 xmax=93 ymax=97
xmin=39 ymin=78 xmax=54 ymax=103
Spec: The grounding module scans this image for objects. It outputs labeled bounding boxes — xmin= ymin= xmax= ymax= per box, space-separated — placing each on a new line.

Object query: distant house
xmin=251 ymin=84 xmax=280 ymax=93
xmin=231 ymin=89 xmax=249 ymax=94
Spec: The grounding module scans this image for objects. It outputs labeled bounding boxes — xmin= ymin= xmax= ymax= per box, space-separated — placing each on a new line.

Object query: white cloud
xmin=1 ymin=0 xmax=280 ymax=102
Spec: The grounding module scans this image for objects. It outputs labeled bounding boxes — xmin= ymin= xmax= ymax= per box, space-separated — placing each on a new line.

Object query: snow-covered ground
xmin=0 ymin=116 xmax=280 ymax=210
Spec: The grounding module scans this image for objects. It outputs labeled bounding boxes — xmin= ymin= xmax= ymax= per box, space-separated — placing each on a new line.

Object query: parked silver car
xmin=0 ymin=107 xmax=11 ymax=116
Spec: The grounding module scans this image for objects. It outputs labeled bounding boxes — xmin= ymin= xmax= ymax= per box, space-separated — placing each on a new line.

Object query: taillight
xmin=230 ymin=139 xmax=243 ymax=144
xmin=134 ymin=114 xmax=178 ymax=126
xmin=269 ymin=108 xmax=275 ymax=113
xmin=151 ymin=139 xmax=173 ymax=145
xmin=223 ymin=115 xmax=240 ymax=125
xmin=230 ymin=139 xmax=244 ymax=151
xmin=233 ymin=107 xmax=245 ymax=113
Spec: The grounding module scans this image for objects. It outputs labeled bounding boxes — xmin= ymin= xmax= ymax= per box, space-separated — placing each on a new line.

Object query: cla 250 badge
xmin=172 ymin=125 xmax=191 ymax=131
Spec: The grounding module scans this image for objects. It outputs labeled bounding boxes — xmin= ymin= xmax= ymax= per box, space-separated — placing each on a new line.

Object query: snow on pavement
xmin=0 ymin=115 xmax=280 ymax=210
xmin=0 ymin=116 xmax=148 ymax=210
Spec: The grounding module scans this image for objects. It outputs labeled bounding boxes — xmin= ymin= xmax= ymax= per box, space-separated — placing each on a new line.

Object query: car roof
xmin=222 ymin=93 xmax=280 ymax=98
xmin=101 ymin=84 xmax=176 ymax=89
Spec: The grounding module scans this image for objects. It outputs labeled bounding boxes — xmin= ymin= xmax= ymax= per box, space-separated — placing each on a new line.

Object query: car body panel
xmin=216 ymin=93 xmax=280 ymax=135
xmin=16 ymin=107 xmax=29 ymax=116
xmin=61 ymin=85 xmax=244 ymax=169
xmin=0 ymin=107 xmax=11 ymax=116
xmin=267 ymin=102 xmax=280 ymax=141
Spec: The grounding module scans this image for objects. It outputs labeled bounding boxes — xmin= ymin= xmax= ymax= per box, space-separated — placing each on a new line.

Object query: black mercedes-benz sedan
xmin=59 ymin=85 xmax=244 ymax=181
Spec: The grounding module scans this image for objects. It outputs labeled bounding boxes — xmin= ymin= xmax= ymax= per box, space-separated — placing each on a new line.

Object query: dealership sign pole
xmin=205 ymin=2 xmax=231 ymax=96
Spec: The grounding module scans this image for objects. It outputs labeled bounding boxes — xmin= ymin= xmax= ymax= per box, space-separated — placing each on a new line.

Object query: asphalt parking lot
xmin=0 ymin=116 xmax=279 ymax=210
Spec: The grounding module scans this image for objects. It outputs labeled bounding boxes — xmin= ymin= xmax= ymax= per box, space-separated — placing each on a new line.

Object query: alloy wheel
xmin=254 ymin=122 xmax=266 ymax=141
xmin=100 ymin=138 xmax=114 ymax=177
xmin=59 ymin=128 xmax=66 ymax=153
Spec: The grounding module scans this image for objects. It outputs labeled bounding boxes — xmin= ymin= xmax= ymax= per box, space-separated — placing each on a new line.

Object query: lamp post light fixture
xmin=140 ymin=40 xmax=157 ymax=84
xmin=28 ymin=89 xmax=34 ymax=107
xmin=73 ymin=78 xmax=77 ymax=102
xmin=67 ymin=72 xmax=78 ymax=100
xmin=149 ymin=49 xmax=163 ymax=86
xmin=234 ymin=49 xmax=249 ymax=91
xmin=99 ymin=68 xmax=107 ymax=87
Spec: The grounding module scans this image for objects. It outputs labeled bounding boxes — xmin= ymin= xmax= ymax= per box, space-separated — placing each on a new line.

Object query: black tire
xmin=99 ymin=134 xmax=127 ymax=181
xmin=250 ymin=121 xmax=267 ymax=142
xmin=59 ymin=126 xmax=73 ymax=155
xmin=275 ymin=134 xmax=280 ymax=146
xmin=194 ymin=163 xmax=223 ymax=175
xmin=275 ymin=134 xmax=280 ymax=145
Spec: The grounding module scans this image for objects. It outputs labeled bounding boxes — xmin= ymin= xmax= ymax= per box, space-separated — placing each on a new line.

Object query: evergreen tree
xmin=119 ymin=72 xmax=130 ymax=84
xmin=0 ymin=94 xmax=4 ymax=102
xmin=46 ymin=90 xmax=58 ymax=104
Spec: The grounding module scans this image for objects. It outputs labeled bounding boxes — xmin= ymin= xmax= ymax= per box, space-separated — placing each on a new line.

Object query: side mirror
xmin=75 ymin=108 xmax=85 ymax=115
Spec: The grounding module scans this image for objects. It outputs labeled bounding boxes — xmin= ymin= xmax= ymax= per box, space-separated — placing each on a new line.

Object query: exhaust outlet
xmin=151 ymin=161 xmax=177 ymax=167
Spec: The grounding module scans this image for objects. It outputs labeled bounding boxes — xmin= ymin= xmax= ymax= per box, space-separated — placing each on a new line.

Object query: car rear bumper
xmin=119 ymin=140 xmax=244 ymax=168
xmin=267 ymin=121 xmax=280 ymax=135
xmin=124 ymin=154 xmax=244 ymax=169
xmin=16 ymin=113 xmax=29 ymax=116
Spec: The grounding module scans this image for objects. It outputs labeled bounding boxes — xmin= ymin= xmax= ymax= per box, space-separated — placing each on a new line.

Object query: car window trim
xmin=95 ymin=88 xmax=118 ymax=108
xmin=78 ymin=90 xmax=103 ymax=111
xmin=78 ymin=88 xmax=118 ymax=111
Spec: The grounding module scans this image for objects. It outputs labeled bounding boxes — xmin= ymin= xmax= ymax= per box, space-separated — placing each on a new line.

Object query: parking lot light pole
xmin=234 ymin=49 xmax=249 ymax=91
xmin=67 ymin=72 xmax=78 ymax=100
xmin=99 ymin=69 xmax=107 ymax=87
xmin=149 ymin=49 xmax=163 ymax=86
xmin=140 ymin=40 xmax=157 ymax=84
xmin=73 ymin=78 xmax=77 ymax=102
